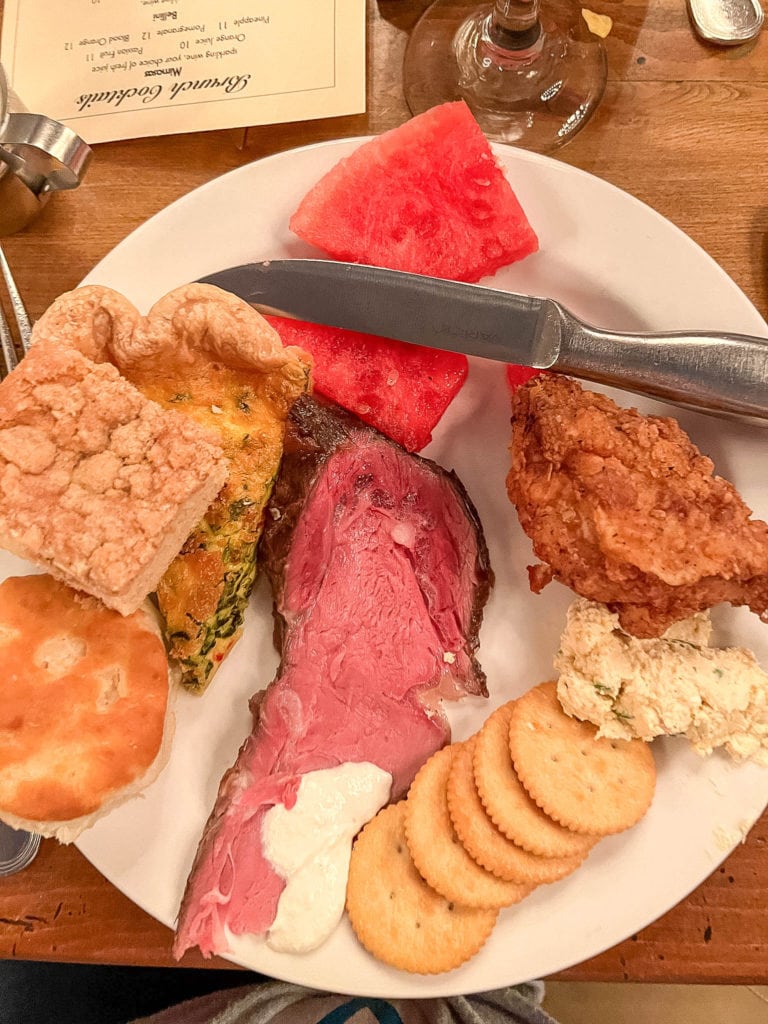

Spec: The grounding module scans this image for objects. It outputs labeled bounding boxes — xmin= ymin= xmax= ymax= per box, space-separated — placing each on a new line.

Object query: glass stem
xmin=489 ymin=0 xmax=542 ymax=50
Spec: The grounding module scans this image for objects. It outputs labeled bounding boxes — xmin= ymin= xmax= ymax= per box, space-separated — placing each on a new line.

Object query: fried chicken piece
xmin=506 ymin=375 xmax=768 ymax=638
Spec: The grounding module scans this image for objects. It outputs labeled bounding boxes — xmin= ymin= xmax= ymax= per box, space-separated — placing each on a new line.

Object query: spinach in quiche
xmin=129 ymin=356 xmax=310 ymax=692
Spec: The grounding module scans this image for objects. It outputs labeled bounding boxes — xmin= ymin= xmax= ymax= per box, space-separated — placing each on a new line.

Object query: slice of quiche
xmin=145 ymin=355 xmax=310 ymax=692
xmin=32 ymin=284 xmax=310 ymax=692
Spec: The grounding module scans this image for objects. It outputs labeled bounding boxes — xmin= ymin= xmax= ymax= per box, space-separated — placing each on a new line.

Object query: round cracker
xmin=346 ymin=802 xmax=497 ymax=974
xmin=405 ymin=745 xmax=532 ymax=910
xmin=509 ymin=681 xmax=656 ymax=836
xmin=447 ymin=738 xmax=585 ymax=886
xmin=473 ymin=702 xmax=596 ymax=858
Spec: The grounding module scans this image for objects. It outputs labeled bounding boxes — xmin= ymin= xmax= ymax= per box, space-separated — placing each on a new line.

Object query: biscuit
xmin=473 ymin=702 xmax=596 ymax=858
xmin=447 ymin=738 xmax=585 ymax=886
xmin=0 ymin=574 xmax=172 ymax=841
xmin=508 ymin=681 xmax=656 ymax=835
xmin=405 ymin=745 xmax=532 ymax=909
xmin=346 ymin=802 xmax=497 ymax=974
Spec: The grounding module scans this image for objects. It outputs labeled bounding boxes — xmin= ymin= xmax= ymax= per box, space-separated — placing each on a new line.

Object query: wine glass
xmin=403 ymin=0 xmax=608 ymax=153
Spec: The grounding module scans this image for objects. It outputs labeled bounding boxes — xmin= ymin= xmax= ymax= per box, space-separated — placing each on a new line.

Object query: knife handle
xmin=550 ymin=302 xmax=768 ymax=424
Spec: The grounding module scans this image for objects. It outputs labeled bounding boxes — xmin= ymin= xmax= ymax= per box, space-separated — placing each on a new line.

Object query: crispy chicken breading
xmin=506 ymin=375 xmax=768 ymax=638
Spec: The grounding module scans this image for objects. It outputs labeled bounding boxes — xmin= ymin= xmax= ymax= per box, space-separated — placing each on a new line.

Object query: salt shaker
xmin=0 ymin=63 xmax=92 ymax=235
xmin=688 ymin=0 xmax=764 ymax=44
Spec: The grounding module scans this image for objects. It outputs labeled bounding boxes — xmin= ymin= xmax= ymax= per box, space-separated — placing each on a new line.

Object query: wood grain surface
xmin=0 ymin=0 xmax=766 ymax=985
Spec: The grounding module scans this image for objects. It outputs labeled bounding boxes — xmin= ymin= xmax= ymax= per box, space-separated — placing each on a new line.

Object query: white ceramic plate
xmin=7 ymin=138 xmax=768 ymax=997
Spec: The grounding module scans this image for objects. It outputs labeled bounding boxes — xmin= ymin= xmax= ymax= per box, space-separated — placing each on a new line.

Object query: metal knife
xmin=199 ymin=259 xmax=768 ymax=424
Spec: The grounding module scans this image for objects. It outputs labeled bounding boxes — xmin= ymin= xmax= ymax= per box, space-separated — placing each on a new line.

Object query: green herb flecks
xmin=229 ymin=497 xmax=256 ymax=520
xmin=175 ymin=538 xmax=259 ymax=693
xmin=168 ymin=467 xmax=282 ymax=694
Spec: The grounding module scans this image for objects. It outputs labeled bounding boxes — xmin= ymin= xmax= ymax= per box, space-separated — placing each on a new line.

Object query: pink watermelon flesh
xmin=289 ymin=101 xmax=539 ymax=283
xmin=506 ymin=364 xmax=546 ymax=391
xmin=265 ymin=315 xmax=468 ymax=452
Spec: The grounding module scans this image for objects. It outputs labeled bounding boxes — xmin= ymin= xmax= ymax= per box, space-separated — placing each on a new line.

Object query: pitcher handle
xmin=0 ymin=64 xmax=92 ymax=195
xmin=0 ymin=112 xmax=92 ymax=193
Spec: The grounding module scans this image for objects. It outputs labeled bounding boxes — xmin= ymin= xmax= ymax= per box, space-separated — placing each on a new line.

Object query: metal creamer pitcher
xmin=0 ymin=64 xmax=92 ymax=235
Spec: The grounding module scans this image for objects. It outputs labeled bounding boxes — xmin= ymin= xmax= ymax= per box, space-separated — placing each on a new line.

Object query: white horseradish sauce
xmin=261 ymin=762 xmax=392 ymax=953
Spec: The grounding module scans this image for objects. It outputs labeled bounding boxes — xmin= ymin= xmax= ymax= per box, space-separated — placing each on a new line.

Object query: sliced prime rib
xmin=173 ymin=396 xmax=492 ymax=958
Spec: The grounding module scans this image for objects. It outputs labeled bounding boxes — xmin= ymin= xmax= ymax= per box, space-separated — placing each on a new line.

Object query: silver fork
xmin=0 ymin=243 xmax=41 ymax=874
xmin=0 ymin=242 xmax=32 ymax=376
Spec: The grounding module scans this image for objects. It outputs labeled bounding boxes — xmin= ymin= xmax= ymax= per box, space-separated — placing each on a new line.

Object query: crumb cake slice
xmin=0 ymin=339 xmax=227 ymax=614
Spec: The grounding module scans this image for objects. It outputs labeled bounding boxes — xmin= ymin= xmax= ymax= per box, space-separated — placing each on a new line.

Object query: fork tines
xmin=0 ymin=242 xmax=32 ymax=378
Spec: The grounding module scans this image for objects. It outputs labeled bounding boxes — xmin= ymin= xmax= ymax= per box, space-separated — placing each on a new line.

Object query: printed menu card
xmin=1 ymin=0 xmax=366 ymax=144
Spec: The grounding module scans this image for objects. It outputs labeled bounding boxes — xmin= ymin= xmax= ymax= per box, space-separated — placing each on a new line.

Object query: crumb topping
xmin=0 ymin=340 xmax=225 ymax=598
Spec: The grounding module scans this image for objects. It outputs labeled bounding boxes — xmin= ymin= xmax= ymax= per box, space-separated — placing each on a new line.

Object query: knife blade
xmin=199 ymin=259 xmax=768 ymax=424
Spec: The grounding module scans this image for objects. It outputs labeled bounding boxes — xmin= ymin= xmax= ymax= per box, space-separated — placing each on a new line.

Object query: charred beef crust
xmin=259 ymin=394 xmax=493 ymax=695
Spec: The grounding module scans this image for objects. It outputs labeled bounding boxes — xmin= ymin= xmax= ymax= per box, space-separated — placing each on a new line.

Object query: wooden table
xmin=1 ymin=0 xmax=766 ymax=987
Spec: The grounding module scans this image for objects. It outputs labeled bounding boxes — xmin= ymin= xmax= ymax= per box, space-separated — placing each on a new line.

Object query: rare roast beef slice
xmin=174 ymin=396 xmax=492 ymax=958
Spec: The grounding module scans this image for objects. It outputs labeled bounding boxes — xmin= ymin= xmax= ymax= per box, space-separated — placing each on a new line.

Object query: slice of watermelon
xmin=289 ymin=101 xmax=538 ymax=284
xmin=265 ymin=315 xmax=468 ymax=453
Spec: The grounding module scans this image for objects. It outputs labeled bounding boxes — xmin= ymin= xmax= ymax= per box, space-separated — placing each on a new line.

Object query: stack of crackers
xmin=346 ymin=681 xmax=656 ymax=974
